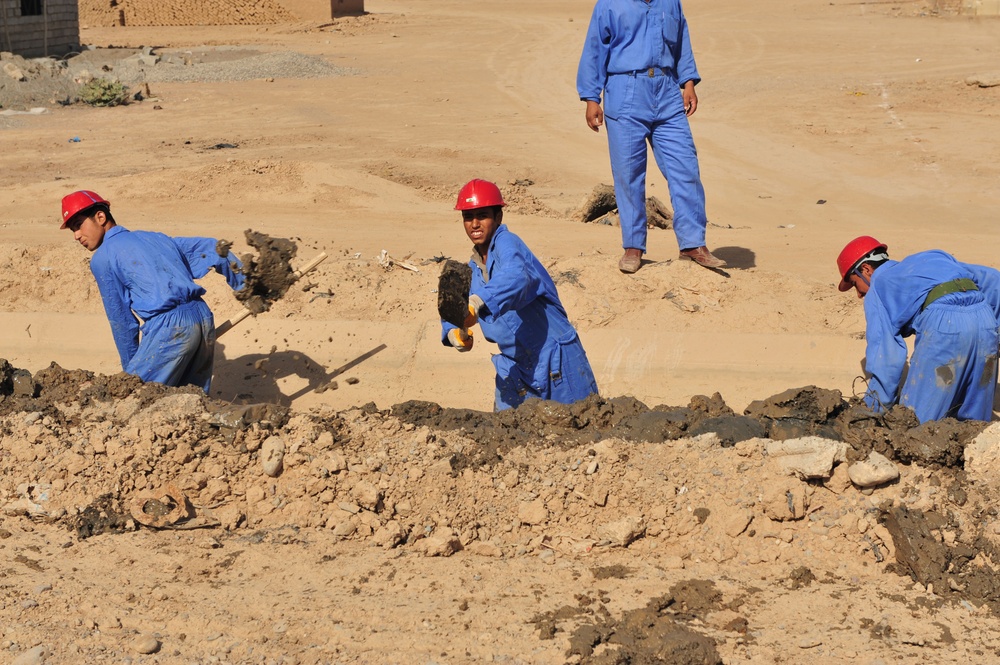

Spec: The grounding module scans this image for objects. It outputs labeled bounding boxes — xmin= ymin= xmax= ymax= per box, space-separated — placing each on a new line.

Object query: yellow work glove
xmin=447 ymin=328 xmax=474 ymax=352
xmin=465 ymin=294 xmax=485 ymax=329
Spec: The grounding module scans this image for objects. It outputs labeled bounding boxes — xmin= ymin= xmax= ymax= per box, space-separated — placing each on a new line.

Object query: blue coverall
xmin=90 ymin=225 xmax=245 ymax=393
xmin=441 ymin=225 xmax=599 ymax=411
xmin=862 ymin=250 xmax=999 ymax=423
xmin=577 ymin=0 xmax=707 ymax=253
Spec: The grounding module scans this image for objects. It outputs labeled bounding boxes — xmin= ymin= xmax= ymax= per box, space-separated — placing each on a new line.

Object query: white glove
xmin=447 ymin=328 xmax=473 ymax=352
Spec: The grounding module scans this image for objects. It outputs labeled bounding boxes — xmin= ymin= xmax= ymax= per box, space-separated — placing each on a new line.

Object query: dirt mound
xmin=4 ymin=360 xmax=1000 ymax=660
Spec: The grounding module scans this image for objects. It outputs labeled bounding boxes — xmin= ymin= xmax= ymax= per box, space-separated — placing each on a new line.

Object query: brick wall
xmin=78 ymin=0 xmax=296 ymax=27
xmin=0 ymin=0 xmax=80 ymax=57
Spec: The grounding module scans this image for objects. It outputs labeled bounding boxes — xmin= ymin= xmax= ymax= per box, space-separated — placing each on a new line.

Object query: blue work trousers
xmin=494 ymin=334 xmax=599 ymax=411
xmin=897 ymin=296 xmax=999 ymax=423
xmin=126 ymin=299 xmax=216 ymax=393
xmin=604 ymin=71 xmax=707 ymax=253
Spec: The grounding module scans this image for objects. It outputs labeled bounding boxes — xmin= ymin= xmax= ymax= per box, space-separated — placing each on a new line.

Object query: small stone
xmin=416 ymin=530 xmax=462 ymax=557
xmin=585 ymin=460 xmax=599 ymax=475
xmin=595 ymin=516 xmax=646 ymax=547
xmin=131 ymin=634 xmax=161 ymax=654
xmin=518 ymin=499 xmax=548 ymax=526
xmin=466 ymin=541 xmax=503 ymax=558
xmin=12 ymin=645 xmax=47 ymax=665
xmin=332 ymin=521 xmax=357 ymax=538
xmin=260 ymin=436 xmax=285 ymax=477
xmin=338 ymin=502 xmax=361 ymax=514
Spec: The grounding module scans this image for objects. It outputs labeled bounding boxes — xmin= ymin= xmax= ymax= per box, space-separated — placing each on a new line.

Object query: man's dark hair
xmin=73 ymin=203 xmax=115 ymax=226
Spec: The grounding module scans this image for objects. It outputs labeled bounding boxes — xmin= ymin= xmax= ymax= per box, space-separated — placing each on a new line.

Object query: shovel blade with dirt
xmin=438 ymin=259 xmax=472 ymax=328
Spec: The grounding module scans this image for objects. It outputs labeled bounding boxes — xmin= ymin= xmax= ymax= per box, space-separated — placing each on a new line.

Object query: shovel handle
xmin=216 ymin=251 xmax=329 ymax=338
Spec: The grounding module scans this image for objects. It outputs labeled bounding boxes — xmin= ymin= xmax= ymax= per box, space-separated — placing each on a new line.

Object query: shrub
xmin=79 ymin=78 xmax=130 ymax=107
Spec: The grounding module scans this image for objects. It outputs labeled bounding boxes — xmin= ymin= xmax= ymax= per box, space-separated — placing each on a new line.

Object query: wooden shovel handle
xmin=215 ymin=251 xmax=329 ymax=338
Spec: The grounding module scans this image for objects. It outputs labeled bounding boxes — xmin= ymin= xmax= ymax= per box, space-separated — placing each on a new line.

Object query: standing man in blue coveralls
xmin=577 ymin=0 xmax=725 ymax=274
xmin=61 ymin=190 xmax=246 ymax=393
xmin=837 ymin=236 xmax=1000 ymax=423
xmin=441 ymin=179 xmax=600 ymax=411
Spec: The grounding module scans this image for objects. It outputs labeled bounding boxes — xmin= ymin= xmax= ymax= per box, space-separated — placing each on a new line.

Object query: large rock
xmin=847 ymin=452 xmax=899 ymax=488
xmin=765 ymin=436 xmax=848 ymax=479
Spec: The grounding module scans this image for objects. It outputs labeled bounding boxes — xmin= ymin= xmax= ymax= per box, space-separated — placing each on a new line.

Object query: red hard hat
xmin=455 ymin=179 xmax=505 ymax=210
xmin=837 ymin=235 xmax=887 ymax=291
xmin=61 ymin=190 xmax=109 ymax=229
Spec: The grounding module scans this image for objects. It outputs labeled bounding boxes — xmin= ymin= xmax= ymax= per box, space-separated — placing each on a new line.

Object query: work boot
xmin=679 ymin=246 xmax=726 ymax=268
xmin=618 ymin=248 xmax=642 ymax=274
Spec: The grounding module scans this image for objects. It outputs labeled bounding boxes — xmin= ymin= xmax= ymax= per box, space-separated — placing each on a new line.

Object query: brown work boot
xmin=679 ymin=246 xmax=726 ymax=268
xmin=618 ymin=248 xmax=642 ymax=274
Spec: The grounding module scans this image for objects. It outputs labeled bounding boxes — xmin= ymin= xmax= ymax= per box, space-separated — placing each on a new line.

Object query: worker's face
xmin=65 ymin=210 xmax=108 ymax=252
xmin=462 ymin=207 xmax=501 ymax=250
xmin=846 ymin=263 xmax=873 ymax=299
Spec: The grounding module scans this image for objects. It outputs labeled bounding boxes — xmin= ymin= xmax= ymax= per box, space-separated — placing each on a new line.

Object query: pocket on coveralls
xmin=661 ymin=10 xmax=681 ymax=51
xmin=603 ymin=74 xmax=635 ymax=121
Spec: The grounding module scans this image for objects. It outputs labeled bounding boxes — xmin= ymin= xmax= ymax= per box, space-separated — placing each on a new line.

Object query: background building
xmin=0 ymin=0 xmax=80 ymax=58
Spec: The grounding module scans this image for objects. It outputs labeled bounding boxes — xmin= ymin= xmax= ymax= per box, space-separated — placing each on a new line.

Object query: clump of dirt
xmin=566 ymin=591 xmax=723 ymax=664
xmin=70 ymin=494 xmax=136 ymax=539
xmin=881 ymin=505 xmax=1000 ymax=613
xmin=234 ymin=229 xmax=298 ymax=314
xmin=437 ymin=259 xmax=472 ymax=328
xmin=578 ymin=183 xmax=673 ymax=229
xmin=391 ymin=386 xmax=989 ymax=470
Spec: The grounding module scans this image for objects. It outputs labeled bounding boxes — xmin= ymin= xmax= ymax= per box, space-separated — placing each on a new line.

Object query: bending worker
xmin=837 ymin=235 xmax=1000 ymax=423
xmin=442 ymin=179 xmax=600 ymax=410
xmin=61 ymin=190 xmax=245 ymax=393
xmin=577 ymin=0 xmax=724 ymax=273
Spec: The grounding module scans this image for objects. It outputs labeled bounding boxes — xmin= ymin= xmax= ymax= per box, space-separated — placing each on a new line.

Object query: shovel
xmin=216 ymin=251 xmax=328 ymax=338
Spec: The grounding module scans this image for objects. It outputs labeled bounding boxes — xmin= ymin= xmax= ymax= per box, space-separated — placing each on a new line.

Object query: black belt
xmin=922 ymin=278 xmax=978 ymax=311
xmin=611 ymin=67 xmax=673 ymax=78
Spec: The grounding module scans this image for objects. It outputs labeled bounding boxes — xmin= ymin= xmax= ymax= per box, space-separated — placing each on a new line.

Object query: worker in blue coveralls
xmin=577 ymin=0 xmax=725 ymax=274
xmin=441 ymin=179 xmax=600 ymax=411
xmin=837 ymin=236 xmax=1000 ymax=423
xmin=60 ymin=190 xmax=245 ymax=393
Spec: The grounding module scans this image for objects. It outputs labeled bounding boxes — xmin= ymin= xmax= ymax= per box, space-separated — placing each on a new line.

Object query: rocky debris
xmin=2 ymin=359 xmax=1000 ymax=623
xmin=0 ymin=47 xmax=350 ymax=112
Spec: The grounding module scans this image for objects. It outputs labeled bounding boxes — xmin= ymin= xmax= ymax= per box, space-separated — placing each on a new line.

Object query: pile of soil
xmin=5 ymin=359 xmax=1000 ymax=661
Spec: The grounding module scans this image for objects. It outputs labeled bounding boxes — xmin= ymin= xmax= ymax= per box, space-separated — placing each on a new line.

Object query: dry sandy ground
xmin=2 ymin=0 xmax=1000 ymax=663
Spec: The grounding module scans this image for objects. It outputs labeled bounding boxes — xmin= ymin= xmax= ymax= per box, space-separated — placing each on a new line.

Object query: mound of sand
xmin=5 ymin=360 xmax=1000 ymax=661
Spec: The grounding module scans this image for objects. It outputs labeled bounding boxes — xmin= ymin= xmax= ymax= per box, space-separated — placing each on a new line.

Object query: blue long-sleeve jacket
xmin=577 ymin=0 xmax=701 ymax=102
xmin=862 ymin=250 xmax=996 ymax=411
xmin=90 ymin=225 xmax=245 ymax=369
xmin=964 ymin=262 xmax=1000 ymax=323
xmin=441 ymin=225 xmax=581 ymax=393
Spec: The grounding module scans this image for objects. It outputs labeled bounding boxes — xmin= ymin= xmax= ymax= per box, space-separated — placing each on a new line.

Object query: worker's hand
xmin=465 ymin=294 xmax=485 ymax=329
xmin=682 ymin=81 xmax=698 ymax=117
xmin=447 ymin=328 xmax=474 ymax=352
xmin=585 ymin=100 xmax=604 ymax=132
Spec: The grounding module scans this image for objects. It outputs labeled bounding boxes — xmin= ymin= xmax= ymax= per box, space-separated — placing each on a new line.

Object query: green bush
xmin=79 ymin=78 xmax=130 ymax=107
